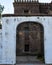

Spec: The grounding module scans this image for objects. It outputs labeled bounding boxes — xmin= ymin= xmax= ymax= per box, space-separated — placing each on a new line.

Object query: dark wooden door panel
xmin=16 ymin=22 xmax=44 ymax=56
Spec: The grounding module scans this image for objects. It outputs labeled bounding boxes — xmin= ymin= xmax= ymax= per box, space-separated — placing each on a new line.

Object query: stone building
xmin=0 ymin=0 xmax=52 ymax=64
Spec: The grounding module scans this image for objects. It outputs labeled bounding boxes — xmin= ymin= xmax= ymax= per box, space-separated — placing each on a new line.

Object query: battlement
xmin=14 ymin=0 xmax=38 ymax=3
xmin=13 ymin=1 xmax=52 ymax=15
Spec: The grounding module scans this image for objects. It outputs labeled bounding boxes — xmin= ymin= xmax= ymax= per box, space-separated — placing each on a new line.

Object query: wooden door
xmin=16 ymin=22 xmax=44 ymax=56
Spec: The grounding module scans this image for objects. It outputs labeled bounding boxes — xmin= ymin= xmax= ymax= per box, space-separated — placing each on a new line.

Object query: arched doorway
xmin=16 ymin=22 xmax=44 ymax=63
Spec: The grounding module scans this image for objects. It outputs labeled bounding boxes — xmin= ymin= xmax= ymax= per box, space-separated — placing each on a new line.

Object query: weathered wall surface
xmin=0 ymin=29 xmax=3 ymax=64
xmin=1 ymin=16 xmax=52 ymax=64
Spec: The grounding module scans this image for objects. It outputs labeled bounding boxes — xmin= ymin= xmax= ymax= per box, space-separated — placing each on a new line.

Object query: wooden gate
xmin=16 ymin=22 xmax=44 ymax=56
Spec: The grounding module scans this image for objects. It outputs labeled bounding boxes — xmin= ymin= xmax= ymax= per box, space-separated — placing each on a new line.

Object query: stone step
xmin=16 ymin=56 xmax=43 ymax=64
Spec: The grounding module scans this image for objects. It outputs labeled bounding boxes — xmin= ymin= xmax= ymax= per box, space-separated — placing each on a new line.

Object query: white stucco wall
xmin=1 ymin=16 xmax=52 ymax=64
xmin=0 ymin=29 xmax=3 ymax=64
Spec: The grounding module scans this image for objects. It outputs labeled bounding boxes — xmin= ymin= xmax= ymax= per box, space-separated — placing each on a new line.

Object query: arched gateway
xmin=16 ymin=22 xmax=44 ymax=63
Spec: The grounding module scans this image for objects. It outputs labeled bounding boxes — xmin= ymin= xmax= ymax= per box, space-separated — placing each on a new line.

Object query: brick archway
xmin=16 ymin=22 xmax=44 ymax=63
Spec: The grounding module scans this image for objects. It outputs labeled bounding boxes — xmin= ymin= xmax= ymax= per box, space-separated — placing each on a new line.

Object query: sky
xmin=0 ymin=0 xmax=52 ymax=14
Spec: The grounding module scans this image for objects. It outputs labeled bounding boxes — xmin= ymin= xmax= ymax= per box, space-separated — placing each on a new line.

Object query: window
xmin=24 ymin=44 xmax=29 ymax=52
xmin=24 ymin=9 xmax=29 ymax=13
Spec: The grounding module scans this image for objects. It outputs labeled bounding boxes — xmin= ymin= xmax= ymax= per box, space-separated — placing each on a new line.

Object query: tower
xmin=13 ymin=0 xmax=39 ymax=15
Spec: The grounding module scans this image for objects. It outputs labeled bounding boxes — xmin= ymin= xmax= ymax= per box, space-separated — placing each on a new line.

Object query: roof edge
xmin=2 ymin=14 xmax=52 ymax=17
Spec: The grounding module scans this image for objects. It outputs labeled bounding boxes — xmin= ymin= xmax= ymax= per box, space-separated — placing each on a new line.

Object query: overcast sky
xmin=0 ymin=0 xmax=52 ymax=14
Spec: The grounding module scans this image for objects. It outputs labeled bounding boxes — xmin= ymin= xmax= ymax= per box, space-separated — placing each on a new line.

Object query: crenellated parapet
xmin=13 ymin=0 xmax=52 ymax=15
xmin=14 ymin=0 xmax=38 ymax=3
